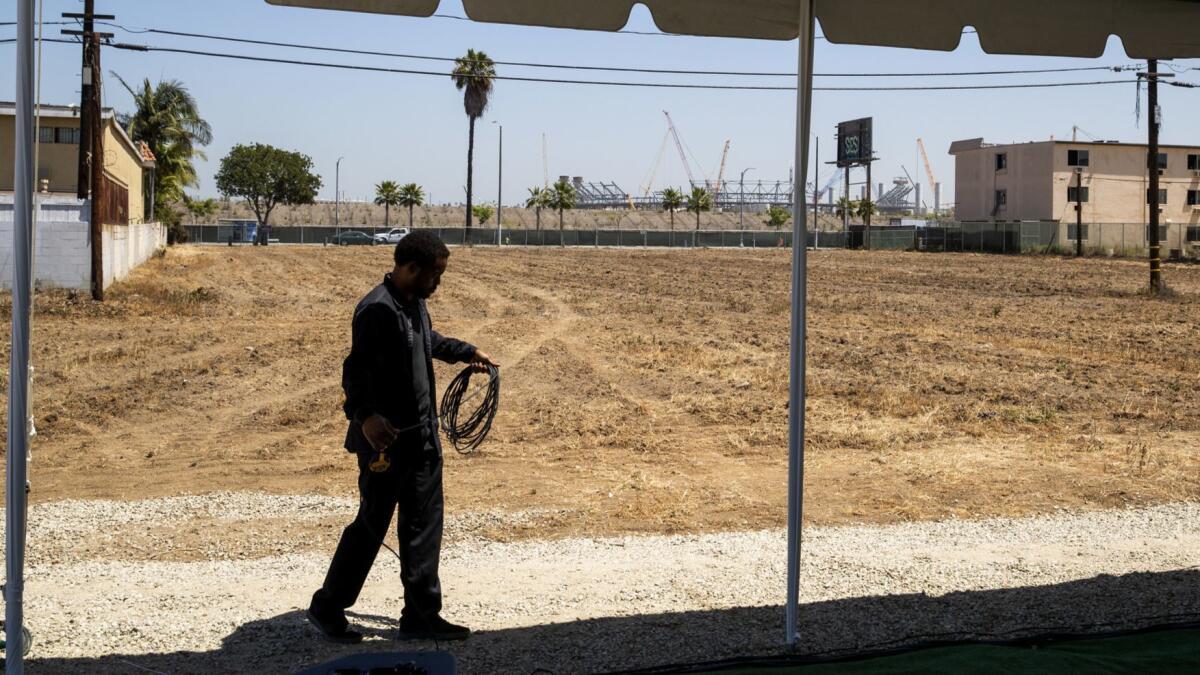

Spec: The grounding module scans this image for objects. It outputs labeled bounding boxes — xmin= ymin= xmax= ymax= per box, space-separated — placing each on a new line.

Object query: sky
xmin=3 ymin=0 xmax=1198 ymax=209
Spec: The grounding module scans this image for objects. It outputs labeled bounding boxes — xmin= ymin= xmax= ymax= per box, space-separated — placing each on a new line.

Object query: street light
xmin=739 ymin=167 xmax=755 ymax=234
xmin=335 ymin=156 xmax=344 ymax=239
xmin=493 ymin=121 xmax=502 ymax=246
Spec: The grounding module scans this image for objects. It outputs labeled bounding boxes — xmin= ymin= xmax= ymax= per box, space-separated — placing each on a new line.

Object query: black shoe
xmin=306 ymin=607 xmax=363 ymax=645
xmin=397 ymin=614 xmax=471 ymax=641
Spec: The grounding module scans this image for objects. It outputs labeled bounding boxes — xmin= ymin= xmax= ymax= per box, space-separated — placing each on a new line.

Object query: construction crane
xmin=917 ymin=138 xmax=937 ymax=193
xmin=640 ymin=129 xmax=671 ymax=198
xmin=663 ymin=111 xmax=697 ymax=186
xmin=713 ymin=140 xmax=731 ymax=200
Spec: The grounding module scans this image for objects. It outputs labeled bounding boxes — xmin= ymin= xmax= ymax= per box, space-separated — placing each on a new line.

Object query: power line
xmin=2 ymin=37 xmax=1158 ymax=93
xmin=80 ymin=22 xmax=1137 ymax=79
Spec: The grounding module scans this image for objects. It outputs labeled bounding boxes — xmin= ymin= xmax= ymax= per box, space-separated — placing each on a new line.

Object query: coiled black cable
xmin=440 ymin=365 xmax=500 ymax=454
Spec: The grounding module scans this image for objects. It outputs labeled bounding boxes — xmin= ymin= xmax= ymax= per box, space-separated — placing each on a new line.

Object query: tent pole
xmin=7 ymin=0 xmax=36 ymax=672
xmin=786 ymin=0 xmax=815 ymax=649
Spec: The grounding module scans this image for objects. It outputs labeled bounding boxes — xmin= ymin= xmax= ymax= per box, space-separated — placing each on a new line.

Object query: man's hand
xmin=469 ymin=349 xmax=500 ymax=373
xmin=362 ymin=414 xmax=399 ymax=452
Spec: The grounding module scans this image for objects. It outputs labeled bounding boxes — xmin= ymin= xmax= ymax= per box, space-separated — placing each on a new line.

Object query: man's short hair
xmin=394 ymin=230 xmax=450 ymax=269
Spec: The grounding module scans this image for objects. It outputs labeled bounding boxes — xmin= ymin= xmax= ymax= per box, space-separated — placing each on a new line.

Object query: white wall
xmin=0 ymin=194 xmax=165 ymax=290
xmin=102 ymin=220 xmax=166 ymax=288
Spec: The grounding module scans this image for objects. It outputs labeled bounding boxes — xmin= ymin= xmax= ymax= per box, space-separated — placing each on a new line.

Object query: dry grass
xmin=1 ymin=246 xmax=1198 ymax=544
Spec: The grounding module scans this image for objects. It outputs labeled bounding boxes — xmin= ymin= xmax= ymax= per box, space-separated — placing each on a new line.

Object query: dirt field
xmin=2 ymin=246 xmax=1198 ymax=551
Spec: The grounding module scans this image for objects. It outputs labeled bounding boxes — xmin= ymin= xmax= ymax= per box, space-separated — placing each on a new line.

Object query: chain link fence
xmin=184 ymin=221 xmax=1199 ymax=258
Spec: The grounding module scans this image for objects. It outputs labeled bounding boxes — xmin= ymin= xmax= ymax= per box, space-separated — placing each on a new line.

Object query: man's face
xmin=412 ymin=256 xmax=448 ymax=299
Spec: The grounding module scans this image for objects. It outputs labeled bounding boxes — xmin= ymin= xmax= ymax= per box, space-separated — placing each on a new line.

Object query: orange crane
xmin=917 ymin=138 xmax=937 ymax=190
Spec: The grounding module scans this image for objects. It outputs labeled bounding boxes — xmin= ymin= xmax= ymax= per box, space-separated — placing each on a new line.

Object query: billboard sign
xmin=837 ymin=117 xmax=873 ymax=167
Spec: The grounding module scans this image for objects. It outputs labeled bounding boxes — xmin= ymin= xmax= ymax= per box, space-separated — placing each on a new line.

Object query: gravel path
xmin=4 ymin=496 xmax=1197 ymax=674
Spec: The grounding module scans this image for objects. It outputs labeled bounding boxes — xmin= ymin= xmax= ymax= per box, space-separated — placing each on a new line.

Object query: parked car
xmin=373 ymin=228 xmax=411 ymax=244
xmin=329 ymin=230 xmax=377 ymax=246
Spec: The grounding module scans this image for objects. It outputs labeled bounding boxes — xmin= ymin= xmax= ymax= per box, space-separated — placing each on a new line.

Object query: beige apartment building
xmin=951 ymin=137 xmax=1200 ymax=249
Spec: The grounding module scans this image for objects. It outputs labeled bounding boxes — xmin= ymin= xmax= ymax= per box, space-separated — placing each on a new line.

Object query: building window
xmin=1147 ymin=224 xmax=1169 ymax=241
xmin=994 ymin=189 xmax=1008 ymax=211
xmin=995 ymin=153 xmax=1008 ymax=171
xmin=1068 ymin=149 xmax=1089 ymax=167
xmin=55 ymin=127 xmax=80 ymax=144
xmin=1148 ymin=153 xmax=1168 ymax=170
xmin=1188 ymin=189 xmax=1200 ymax=206
xmin=1068 ymin=224 xmax=1090 ymax=241
xmin=1067 ymin=186 xmax=1090 ymax=203
xmin=1146 ymin=188 xmax=1168 ymax=205
xmin=38 ymin=127 xmax=55 ymax=144
xmin=1189 ymin=154 xmax=1200 ymax=171
xmin=1189 ymin=226 xmax=1200 ymax=243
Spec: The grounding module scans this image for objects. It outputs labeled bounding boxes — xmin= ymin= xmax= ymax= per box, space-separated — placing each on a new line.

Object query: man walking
xmin=309 ymin=231 xmax=497 ymax=644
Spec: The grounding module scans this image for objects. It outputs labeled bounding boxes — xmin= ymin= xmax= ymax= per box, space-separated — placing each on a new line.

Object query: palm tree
xmin=525 ymin=186 xmax=551 ymax=230
xmin=855 ymin=198 xmax=877 ymax=221
xmin=835 ymin=196 xmax=857 ymax=222
xmin=451 ymin=49 xmax=497 ymax=239
xmin=374 ymin=180 xmax=401 ymax=227
xmin=398 ymin=183 xmax=425 ymax=228
xmin=660 ymin=188 xmax=684 ymax=231
xmin=547 ymin=179 xmax=577 ymax=245
xmin=114 ymin=74 xmax=212 ymax=221
xmin=686 ymin=186 xmax=713 ymax=232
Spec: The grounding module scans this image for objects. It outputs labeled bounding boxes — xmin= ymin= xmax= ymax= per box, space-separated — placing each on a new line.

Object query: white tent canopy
xmin=8 ymin=0 xmax=1200 ymax=672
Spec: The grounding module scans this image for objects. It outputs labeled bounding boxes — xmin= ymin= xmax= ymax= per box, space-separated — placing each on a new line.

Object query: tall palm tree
xmin=114 ymin=74 xmax=212 ymax=221
xmin=525 ymin=186 xmax=550 ymax=230
xmin=855 ymin=198 xmax=877 ymax=221
xmin=451 ymin=49 xmax=497 ymax=239
xmin=374 ymin=180 xmax=401 ymax=227
xmin=835 ymin=196 xmax=857 ymax=222
xmin=398 ymin=183 xmax=425 ymax=228
xmin=660 ymin=188 xmax=684 ymax=231
xmin=547 ymin=179 xmax=577 ymax=245
xmin=686 ymin=186 xmax=713 ymax=232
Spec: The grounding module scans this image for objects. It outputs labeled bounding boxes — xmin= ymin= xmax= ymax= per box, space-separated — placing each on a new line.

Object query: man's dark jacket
xmin=342 ymin=276 xmax=477 ymax=457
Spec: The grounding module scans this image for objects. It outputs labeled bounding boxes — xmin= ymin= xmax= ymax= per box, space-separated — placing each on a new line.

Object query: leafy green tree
xmin=764 ymin=205 xmax=791 ymax=229
xmin=686 ymin=186 xmax=713 ymax=231
xmin=525 ymin=186 xmax=551 ymax=230
xmin=472 ymin=204 xmax=494 ymax=225
xmin=215 ymin=143 xmax=322 ymax=246
xmin=660 ymin=187 xmax=684 ymax=231
xmin=547 ymin=179 xmax=577 ymax=242
xmin=114 ymin=75 xmax=212 ymax=222
xmin=451 ymin=49 xmax=497 ymax=238
xmin=399 ymin=183 xmax=425 ymax=229
xmin=374 ymin=180 xmax=401 ymax=227
xmin=182 ymin=194 xmax=219 ymax=224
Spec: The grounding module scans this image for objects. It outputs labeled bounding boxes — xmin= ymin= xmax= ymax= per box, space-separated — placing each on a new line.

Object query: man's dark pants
xmin=313 ymin=444 xmax=444 ymax=621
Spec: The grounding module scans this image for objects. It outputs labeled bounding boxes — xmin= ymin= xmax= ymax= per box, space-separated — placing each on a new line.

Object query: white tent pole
xmin=7 ymin=0 xmax=35 ymax=672
xmin=786 ymin=0 xmax=815 ymax=649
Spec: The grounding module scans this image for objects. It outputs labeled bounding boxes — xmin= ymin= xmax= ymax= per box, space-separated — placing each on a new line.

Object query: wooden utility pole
xmin=74 ymin=0 xmax=94 ymax=199
xmin=1146 ymin=58 xmax=1163 ymax=294
xmin=1075 ymin=168 xmax=1084 ymax=258
xmin=88 ymin=32 xmax=104 ymax=301
xmin=864 ymin=159 xmax=873 ymax=250
xmin=62 ymin=7 xmax=113 ymax=300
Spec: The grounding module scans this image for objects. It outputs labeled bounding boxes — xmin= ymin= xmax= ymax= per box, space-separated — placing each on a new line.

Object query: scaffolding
xmin=575 ymin=179 xmax=796 ymax=211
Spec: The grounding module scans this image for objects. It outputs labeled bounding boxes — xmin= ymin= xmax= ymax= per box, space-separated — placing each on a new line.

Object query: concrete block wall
xmin=102 ymin=220 xmax=166 ymax=288
xmin=0 ymin=195 xmax=165 ymax=290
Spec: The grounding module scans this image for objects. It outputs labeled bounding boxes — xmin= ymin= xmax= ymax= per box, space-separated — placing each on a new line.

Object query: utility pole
xmin=63 ymin=6 xmax=113 ymax=300
xmin=494 ymin=121 xmax=502 ymax=245
xmin=843 ymin=165 xmax=850 ymax=238
xmin=812 ymin=135 xmax=819 ymax=249
xmin=88 ymin=33 xmax=103 ymax=300
xmin=1075 ymin=168 xmax=1084 ymax=258
xmin=1144 ymin=58 xmax=1167 ymax=294
xmin=335 ymin=156 xmax=343 ymax=241
xmin=72 ymin=0 xmax=93 ymax=199
xmin=865 ymin=159 xmax=873 ymax=251
xmin=739 ymin=167 xmax=754 ymax=231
